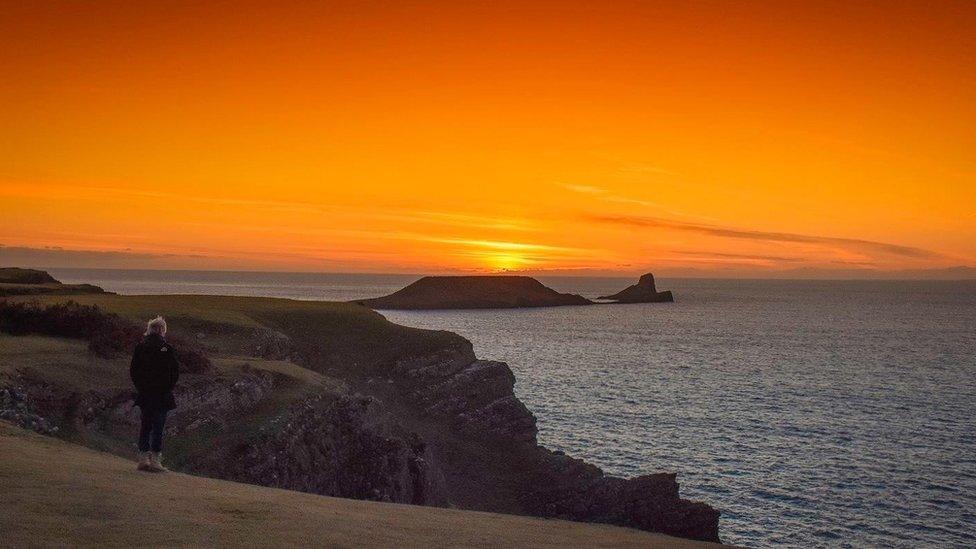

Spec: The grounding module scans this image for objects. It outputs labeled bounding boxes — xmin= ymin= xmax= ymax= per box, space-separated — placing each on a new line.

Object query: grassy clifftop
xmin=8 ymin=293 xmax=467 ymax=376
xmin=0 ymin=423 xmax=719 ymax=548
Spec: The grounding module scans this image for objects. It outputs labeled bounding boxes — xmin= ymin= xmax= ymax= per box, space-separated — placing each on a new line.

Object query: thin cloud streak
xmin=591 ymin=214 xmax=945 ymax=260
xmin=420 ymin=237 xmax=580 ymax=253
xmin=4 ymin=183 xmax=538 ymax=234
xmin=673 ymin=250 xmax=805 ymax=263
xmin=617 ymin=162 xmax=678 ymax=176
xmin=562 ymin=183 xmax=703 ymax=219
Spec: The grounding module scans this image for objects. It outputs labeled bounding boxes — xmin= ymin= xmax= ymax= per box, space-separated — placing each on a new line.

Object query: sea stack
xmin=598 ymin=273 xmax=674 ymax=303
xmin=354 ymin=275 xmax=593 ymax=310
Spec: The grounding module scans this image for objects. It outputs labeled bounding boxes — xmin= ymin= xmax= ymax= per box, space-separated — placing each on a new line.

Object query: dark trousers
xmin=138 ymin=408 xmax=168 ymax=452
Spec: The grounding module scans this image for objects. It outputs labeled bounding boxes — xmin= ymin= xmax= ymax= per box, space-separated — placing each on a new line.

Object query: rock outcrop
xmin=354 ymin=276 xmax=592 ymax=310
xmin=0 ymin=268 xmax=59 ymax=285
xmin=0 ymin=267 xmax=107 ymax=296
xmin=521 ymin=449 xmax=720 ymax=541
xmin=598 ymin=273 xmax=674 ymax=303
xmin=381 ymin=347 xmax=720 ymax=543
xmin=0 ymin=387 xmax=57 ymax=435
xmin=391 ymin=343 xmax=538 ymax=442
xmin=202 ymin=393 xmax=451 ymax=506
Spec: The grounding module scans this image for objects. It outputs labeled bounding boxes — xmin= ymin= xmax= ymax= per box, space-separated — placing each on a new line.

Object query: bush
xmin=0 ymin=299 xmax=212 ymax=372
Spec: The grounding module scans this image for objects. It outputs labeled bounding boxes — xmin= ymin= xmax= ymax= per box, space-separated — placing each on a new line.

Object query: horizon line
xmin=18 ymin=264 xmax=976 ymax=282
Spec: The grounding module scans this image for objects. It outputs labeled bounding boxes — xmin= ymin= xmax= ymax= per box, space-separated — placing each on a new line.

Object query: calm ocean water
xmin=50 ymin=269 xmax=976 ymax=548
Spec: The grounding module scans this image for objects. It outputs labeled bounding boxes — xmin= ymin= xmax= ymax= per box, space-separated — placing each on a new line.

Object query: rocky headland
xmin=354 ymin=275 xmax=592 ymax=309
xmin=598 ymin=273 xmax=674 ymax=303
xmin=0 ymin=270 xmax=718 ymax=543
xmin=0 ymin=267 xmax=108 ymax=297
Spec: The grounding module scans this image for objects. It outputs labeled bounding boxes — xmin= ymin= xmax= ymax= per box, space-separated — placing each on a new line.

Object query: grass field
xmin=0 ymin=334 xmax=130 ymax=392
xmin=0 ymin=422 xmax=721 ymax=548
xmin=8 ymin=293 xmax=466 ymax=375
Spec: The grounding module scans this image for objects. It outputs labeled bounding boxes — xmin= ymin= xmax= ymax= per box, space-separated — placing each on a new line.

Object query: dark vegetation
xmin=0 ymin=300 xmax=210 ymax=372
xmin=0 ymin=268 xmax=58 ymax=284
xmin=0 ymin=268 xmax=106 ymax=297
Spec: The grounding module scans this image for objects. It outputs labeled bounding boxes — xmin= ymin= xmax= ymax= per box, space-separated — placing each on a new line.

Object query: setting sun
xmin=487 ymin=253 xmax=530 ymax=272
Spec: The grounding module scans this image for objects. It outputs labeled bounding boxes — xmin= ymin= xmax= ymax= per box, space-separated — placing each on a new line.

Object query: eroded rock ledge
xmin=384 ymin=344 xmax=720 ymax=542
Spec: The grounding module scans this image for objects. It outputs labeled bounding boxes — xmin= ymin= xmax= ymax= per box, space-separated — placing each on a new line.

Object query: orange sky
xmin=2 ymin=1 xmax=974 ymax=275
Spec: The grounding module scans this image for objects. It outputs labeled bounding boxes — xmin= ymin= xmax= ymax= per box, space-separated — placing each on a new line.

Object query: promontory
xmin=353 ymin=275 xmax=592 ymax=309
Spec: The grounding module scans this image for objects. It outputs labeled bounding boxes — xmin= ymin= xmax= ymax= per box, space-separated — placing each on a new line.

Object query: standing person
xmin=130 ymin=316 xmax=180 ymax=472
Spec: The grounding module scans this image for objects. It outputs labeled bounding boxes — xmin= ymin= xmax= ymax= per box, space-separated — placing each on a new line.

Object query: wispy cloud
xmin=590 ymin=214 xmax=946 ymax=260
xmin=617 ymin=162 xmax=678 ymax=177
xmin=4 ymin=182 xmax=539 ymax=234
xmin=375 ymin=211 xmax=538 ymax=232
xmin=563 ymin=184 xmax=605 ymax=195
xmin=673 ymin=250 xmax=805 ymax=263
xmin=420 ymin=237 xmax=579 ymax=253
xmin=562 ymin=183 xmax=682 ymax=214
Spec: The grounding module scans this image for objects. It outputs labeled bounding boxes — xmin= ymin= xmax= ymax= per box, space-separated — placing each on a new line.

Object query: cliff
xmin=0 ymin=267 xmax=107 ymax=297
xmin=0 ymin=287 xmax=719 ymax=542
xmin=0 ymin=267 xmax=59 ymax=284
xmin=354 ymin=275 xmax=593 ymax=309
xmin=598 ymin=273 xmax=674 ymax=303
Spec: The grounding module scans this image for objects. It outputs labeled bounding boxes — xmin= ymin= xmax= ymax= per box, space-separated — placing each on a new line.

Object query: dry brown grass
xmin=0 ymin=422 xmax=721 ymax=548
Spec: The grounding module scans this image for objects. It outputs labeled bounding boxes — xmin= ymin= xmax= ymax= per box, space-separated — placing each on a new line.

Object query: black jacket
xmin=130 ymin=334 xmax=180 ymax=412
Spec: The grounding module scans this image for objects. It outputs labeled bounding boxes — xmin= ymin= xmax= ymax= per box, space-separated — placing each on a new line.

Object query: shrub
xmin=0 ymin=299 xmax=211 ymax=372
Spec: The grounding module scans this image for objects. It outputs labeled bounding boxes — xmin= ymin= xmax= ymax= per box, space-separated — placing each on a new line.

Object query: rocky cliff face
xmin=391 ymin=343 xmax=538 ymax=442
xmin=521 ymin=449 xmax=720 ymax=541
xmin=378 ymin=346 xmax=720 ymax=542
xmin=198 ymin=393 xmax=451 ymax=506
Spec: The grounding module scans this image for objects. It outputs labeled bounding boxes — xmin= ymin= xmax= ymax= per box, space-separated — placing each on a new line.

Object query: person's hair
xmin=145 ymin=316 xmax=167 ymax=337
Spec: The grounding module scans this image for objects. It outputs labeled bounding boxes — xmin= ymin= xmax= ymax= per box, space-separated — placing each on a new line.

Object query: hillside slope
xmin=0 ymin=422 xmax=719 ymax=548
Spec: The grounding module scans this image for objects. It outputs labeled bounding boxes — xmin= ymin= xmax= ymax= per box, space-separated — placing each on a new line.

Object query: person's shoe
xmin=149 ymin=452 xmax=168 ymax=472
xmin=137 ymin=451 xmax=153 ymax=471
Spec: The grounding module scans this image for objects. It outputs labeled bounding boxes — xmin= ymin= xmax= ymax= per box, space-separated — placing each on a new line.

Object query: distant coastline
xmin=51 ymin=264 xmax=976 ymax=280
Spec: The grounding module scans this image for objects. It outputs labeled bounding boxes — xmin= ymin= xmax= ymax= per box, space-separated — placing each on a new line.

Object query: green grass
xmin=8 ymin=294 xmax=468 ymax=376
xmin=0 ymin=335 xmax=130 ymax=392
xmin=213 ymin=356 xmax=347 ymax=392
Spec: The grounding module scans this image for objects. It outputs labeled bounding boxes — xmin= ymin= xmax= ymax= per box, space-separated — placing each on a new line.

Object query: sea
xmin=48 ymin=268 xmax=976 ymax=548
